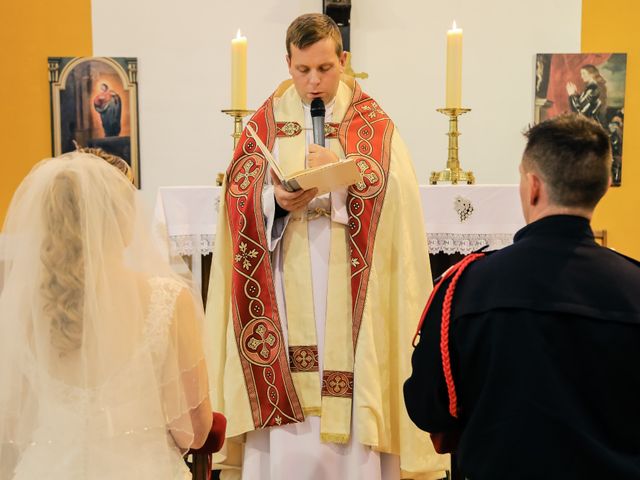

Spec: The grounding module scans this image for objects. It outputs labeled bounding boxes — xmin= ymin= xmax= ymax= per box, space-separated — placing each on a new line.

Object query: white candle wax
xmin=446 ymin=21 xmax=463 ymax=108
xmin=231 ymin=29 xmax=247 ymax=110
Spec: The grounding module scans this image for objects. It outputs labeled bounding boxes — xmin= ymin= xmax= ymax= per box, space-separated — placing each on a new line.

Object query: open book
xmin=245 ymin=124 xmax=362 ymax=195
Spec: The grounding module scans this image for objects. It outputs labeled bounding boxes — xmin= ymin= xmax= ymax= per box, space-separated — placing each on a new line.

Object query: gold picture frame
xmin=48 ymin=56 xmax=141 ymax=187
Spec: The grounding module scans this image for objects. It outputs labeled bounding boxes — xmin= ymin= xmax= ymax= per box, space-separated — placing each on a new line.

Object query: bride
xmin=0 ymin=152 xmax=218 ymax=479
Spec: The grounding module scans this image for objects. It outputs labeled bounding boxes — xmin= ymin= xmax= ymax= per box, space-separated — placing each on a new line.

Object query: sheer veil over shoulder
xmin=0 ymin=153 xmax=211 ymax=479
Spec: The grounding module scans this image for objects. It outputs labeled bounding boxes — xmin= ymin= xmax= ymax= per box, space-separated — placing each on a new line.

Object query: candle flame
xmin=452 ymin=20 xmax=457 ymax=29
xmin=236 ymin=29 xmax=242 ymax=39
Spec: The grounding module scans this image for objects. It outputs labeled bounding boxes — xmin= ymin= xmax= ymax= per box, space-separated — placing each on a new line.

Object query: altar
xmin=153 ymin=184 xmax=525 ymax=291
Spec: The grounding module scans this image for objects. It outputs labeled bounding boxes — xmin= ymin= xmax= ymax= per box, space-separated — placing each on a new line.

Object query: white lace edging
xmin=169 ymin=235 xmax=216 ymax=257
xmin=427 ymin=233 xmax=514 ymax=255
xmin=167 ymin=232 xmax=515 ymax=256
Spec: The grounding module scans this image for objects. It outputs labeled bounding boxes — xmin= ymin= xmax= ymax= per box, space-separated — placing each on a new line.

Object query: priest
xmin=205 ymin=13 xmax=447 ymax=479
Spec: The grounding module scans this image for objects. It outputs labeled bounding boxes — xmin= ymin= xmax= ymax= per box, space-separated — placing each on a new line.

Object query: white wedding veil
xmin=0 ymin=153 xmax=211 ymax=479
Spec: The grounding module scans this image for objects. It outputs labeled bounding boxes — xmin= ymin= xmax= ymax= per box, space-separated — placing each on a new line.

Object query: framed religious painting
xmin=534 ymin=53 xmax=627 ymax=186
xmin=48 ymin=57 xmax=141 ymax=187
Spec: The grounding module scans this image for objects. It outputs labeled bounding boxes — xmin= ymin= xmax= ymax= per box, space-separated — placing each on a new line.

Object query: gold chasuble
xmin=205 ymin=78 xmax=448 ymax=478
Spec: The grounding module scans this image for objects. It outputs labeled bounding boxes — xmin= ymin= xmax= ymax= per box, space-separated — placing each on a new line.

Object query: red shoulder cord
xmin=411 ymin=253 xmax=485 ymax=419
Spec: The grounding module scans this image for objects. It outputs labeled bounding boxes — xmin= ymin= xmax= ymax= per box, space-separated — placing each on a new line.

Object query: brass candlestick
xmin=430 ymin=107 xmax=475 ymax=184
xmin=221 ymin=109 xmax=255 ymax=150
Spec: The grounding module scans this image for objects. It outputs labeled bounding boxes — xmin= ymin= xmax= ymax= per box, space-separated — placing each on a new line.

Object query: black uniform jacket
xmin=404 ymin=215 xmax=640 ymax=479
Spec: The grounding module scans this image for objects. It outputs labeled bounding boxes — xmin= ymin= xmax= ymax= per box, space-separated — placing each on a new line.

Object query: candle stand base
xmin=430 ymin=107 xmax=475 ymax=185
xmin=222 ymin=109 xmax=255 ymax=150
xmin=429 ymin=168 xmax=475 ymax=185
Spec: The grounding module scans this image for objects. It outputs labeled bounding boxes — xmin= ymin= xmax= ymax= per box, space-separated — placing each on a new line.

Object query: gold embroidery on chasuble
xmin=276 ymin=121 xmax=302 ymax=137
xmin=274 ymin=121 xmax=340 ymax=139
xmin=324 ymin=122 xmax=339 ymax=139
xmin=289 ymin=346 xmax=319 ymax=372
xmin=322 ymin=371 xmax=354 ymax=398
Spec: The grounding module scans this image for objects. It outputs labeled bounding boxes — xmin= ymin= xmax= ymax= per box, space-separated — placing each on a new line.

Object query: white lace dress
xmin=11 ymin=277 xmax=191 ymax=480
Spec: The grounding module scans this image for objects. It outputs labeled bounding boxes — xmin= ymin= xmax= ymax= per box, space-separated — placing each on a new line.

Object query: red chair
xmin=190 ymin=412 xmax=227 ymax=480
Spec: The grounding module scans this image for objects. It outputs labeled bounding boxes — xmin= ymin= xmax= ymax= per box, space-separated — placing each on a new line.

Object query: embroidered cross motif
xmin=235 ymin=242 xmax=259 ymax=270
xmin=329 ymin=376 xmax=347 ymax=393
xmin=296 ymin=352 xmax=310 ymax=367
xmin=322 ymin=371 xmax=354 ymax=397
xmin=247 ymin=324 xmax=277 ymax=360
xmin=355 ymin=160 xmax=379 ymax=191
xmin=234 ymin=159 xmax=259 ymax=190
xmin=296 ymin=351 xmax=313 ymax=368
xmin=289 ymin=345 xmax=319 ymax=372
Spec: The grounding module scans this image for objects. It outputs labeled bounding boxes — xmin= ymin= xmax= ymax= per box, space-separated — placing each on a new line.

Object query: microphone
xmin=310 ymin=98 xmax=326 ymax=147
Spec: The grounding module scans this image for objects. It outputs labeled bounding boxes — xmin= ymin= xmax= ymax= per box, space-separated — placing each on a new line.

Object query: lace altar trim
xmin=168 ymin=232 xmax=515 ymax=256
xmin=427 ymin=232 xmax=514 ymax=255
xmin=168 ymin=234 xmax=216 ymax=257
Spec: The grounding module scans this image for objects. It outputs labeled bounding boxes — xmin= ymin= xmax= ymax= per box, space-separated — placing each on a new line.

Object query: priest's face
xmin=287 ymin=37 xmax=347 ymax=105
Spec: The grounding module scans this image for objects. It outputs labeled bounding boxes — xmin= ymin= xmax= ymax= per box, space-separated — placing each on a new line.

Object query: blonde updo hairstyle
xmin=40 ymin=168 xmax=85 ymax=354
xmin=40 ymin=151 xmax=136 ymax=355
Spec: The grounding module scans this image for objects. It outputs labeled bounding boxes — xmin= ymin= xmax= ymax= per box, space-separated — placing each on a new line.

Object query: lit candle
xmin=231 ymin=29 xmax=247 ymax=110
xmin=446 ymin=21 xmax=463 ymax=108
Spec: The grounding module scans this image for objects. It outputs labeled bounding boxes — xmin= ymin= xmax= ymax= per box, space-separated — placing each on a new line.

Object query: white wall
xmin=92 ymin=0 xmax=581 ymax=207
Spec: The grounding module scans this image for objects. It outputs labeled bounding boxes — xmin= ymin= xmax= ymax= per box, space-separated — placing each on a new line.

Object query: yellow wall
xmin=583 ymin=0 xmax=640 ymax=259
xmin=0 ymin=0 xmax=93 ymax=225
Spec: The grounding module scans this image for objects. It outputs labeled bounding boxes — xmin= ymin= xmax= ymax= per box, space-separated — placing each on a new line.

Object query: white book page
xmin=245 ymin=124 xmax=288 ymax=184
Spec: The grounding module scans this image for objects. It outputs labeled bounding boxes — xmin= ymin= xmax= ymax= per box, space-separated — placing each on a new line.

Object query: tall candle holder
xmin=430 ymin=107 xmax=475 ymax=184
xmin=221 ymin=109 xmax=255 ymax=150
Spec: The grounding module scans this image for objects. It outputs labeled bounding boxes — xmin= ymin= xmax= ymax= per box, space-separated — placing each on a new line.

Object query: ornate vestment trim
xmin=341 ymin=87 xmax=394 ymax=349
xmin=289 ymin=345 xmax=319 ymax=372
xmin=226 ymin=99 xmax=305 ymax=429
xmin=275 ymin=121 xmax=302 ymax=137
xmin=274 ymin=121 xmax=340 ymax=139
xmin=225 ymin=81 xmax=393 ymax=432
xmin=322 ymin=371 xmax=354 ymax=398
xmin=324 ymin=122 xmax=340 ymax=139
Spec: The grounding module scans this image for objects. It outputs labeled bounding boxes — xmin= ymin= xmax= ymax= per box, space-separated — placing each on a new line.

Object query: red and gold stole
xmin=224 ymin=81 xmax=393 ymax=431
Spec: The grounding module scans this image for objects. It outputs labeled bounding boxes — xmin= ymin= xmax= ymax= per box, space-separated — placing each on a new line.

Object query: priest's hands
xmin=271 ymin=145 xmax=336 ymax=213
xmin=272 ymin=170 xmax=318 ymax=212
xmin=308 ymin=144 xmax=339 ymax=168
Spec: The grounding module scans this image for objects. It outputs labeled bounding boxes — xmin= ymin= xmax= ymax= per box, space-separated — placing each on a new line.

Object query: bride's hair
xmin=40 ymin=169 xmax=84 ymax=354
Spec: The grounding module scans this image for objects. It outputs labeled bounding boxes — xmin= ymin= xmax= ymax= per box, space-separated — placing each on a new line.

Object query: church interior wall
xmin=90 ymin=0 xmax=581 ymax=208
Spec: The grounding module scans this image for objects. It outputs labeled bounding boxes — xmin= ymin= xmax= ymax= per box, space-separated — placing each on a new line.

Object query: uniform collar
xmin=514 ymin=215 xmax=594 ymax=243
